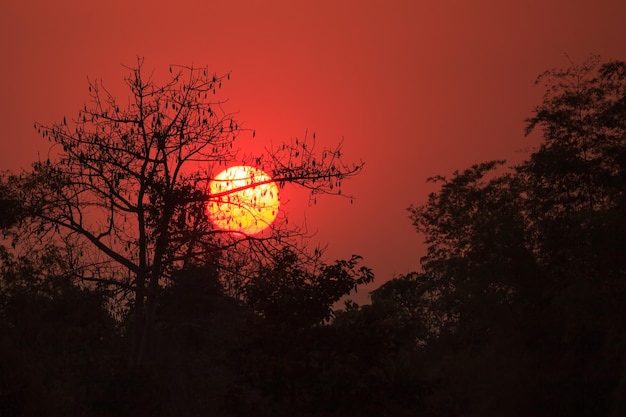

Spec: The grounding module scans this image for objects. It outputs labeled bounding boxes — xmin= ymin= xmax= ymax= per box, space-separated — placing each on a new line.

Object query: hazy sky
xmin=2 ymin=0 xmax=626 ymax=302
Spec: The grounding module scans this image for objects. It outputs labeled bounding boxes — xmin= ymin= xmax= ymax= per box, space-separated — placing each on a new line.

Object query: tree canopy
xmin=404 ymin=56 xmax=626 ymax=416
xmin=2 ymin=56 xmax=625 ymax=416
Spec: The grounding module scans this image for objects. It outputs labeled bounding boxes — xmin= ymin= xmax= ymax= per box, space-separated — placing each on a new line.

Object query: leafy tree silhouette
xmin=405 ymin=56 xmax=626 ymax=416
xmin=245 ymin=247 xmax=373 ymax=329
xmin=520 ymin=56 xmax=626 ymax=417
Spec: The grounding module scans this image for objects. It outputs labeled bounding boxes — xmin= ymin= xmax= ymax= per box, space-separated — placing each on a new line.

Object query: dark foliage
xmin=0 ymin=246 xmax=120 ymax=417
xmin=245 ymin=248 xmax=374 ymax=329
xmin=406 ymin=56 xmax=626 ymax=417
xmin=2 ymin=57 xmax=626 ymax=416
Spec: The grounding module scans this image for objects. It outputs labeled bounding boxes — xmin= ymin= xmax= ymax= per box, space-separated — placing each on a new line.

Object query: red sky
xmin=2 ymin=0 xmax=626 ymax=302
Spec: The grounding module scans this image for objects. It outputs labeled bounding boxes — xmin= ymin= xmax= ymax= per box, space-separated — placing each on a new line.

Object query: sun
xmin=207 ymin=165 xmax=280 ymax=235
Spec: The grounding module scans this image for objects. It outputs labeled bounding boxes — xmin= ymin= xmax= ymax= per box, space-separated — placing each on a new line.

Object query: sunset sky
xmin=2 ymin=0 xmax=626 ymax=302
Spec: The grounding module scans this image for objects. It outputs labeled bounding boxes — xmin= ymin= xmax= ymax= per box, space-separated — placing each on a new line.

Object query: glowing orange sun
xmin=207 ymin=165 xmax=280 ymax=235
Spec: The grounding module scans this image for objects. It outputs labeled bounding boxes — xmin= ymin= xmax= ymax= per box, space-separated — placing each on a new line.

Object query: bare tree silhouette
xmin=4 ymin=58 xmax=363 ymax=367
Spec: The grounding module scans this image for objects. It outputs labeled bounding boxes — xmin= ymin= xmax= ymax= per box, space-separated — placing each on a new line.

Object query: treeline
xmin=2 ymin=57 xmax=626 ymax=416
